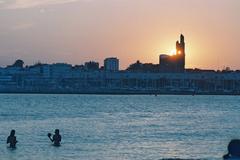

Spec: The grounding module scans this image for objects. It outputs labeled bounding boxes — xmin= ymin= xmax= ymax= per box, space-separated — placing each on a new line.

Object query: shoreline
xmin=0 ymin=91 xmax=239 ymax=96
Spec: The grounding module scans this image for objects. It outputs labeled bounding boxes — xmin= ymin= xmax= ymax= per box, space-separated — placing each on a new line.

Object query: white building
xmin=104 ymin=57 xmax=119 ymax=72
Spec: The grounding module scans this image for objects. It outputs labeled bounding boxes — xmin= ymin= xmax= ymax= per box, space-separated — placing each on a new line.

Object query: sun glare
xmin=170 ymin=49 xmax=176 ymax=56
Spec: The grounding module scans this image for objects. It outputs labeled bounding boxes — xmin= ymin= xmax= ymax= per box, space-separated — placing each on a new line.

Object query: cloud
xmin=0 ymin=0 xmax=86 ymax=9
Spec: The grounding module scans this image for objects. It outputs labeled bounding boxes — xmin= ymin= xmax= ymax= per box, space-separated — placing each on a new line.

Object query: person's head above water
xmin=10 ymin=130 xmax=15 ymax=136
xmin=55 ymin=129 xmax=59 ymax=135
xmin=228 ymin=139 xmax=240 ymax=157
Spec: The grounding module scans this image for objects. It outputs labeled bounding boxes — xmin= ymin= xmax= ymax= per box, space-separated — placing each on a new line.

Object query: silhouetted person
xmin=48 ymin=129 xmax=61 ymax=146
xmin=7 ymin=130 xmax=18 ymax=148
xmin=223 ymin=139 xmax=240 ymax=159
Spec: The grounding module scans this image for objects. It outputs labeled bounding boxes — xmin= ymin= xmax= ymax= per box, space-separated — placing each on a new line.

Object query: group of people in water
xmin=5 ymin=129 xmax=240 ymax=160
xmin=7 ymin=129 xmax=61 ymax=148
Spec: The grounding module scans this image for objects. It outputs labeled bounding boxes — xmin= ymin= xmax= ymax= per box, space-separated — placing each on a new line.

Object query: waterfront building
xmin=127 ymin=61 xmax=159 ymax=73
xmin=8 ymin=59 xmax=24 ymax=68
xmin=84 ymin=61 xmax=99 ymax=71
xmin=51 ymin=63 xmax=72 ymax=78
xmin=0 ymin=61 xmax=240 ymax=94
xmin=159 ymin=34 xmax=185 ymax=72
xmin=104 ymin=57 xmax=119 ymax=72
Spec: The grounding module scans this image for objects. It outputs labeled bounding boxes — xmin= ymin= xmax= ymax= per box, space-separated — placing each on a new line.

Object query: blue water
xmin=0 ymin=94 xmax=239 ymax=160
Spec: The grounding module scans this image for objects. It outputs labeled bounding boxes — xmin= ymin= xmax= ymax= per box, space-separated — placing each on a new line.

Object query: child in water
xmin=48 ymin=129 xmax=62 ymax=146
xmin=7 ymin=130 xmax=18 ymax=148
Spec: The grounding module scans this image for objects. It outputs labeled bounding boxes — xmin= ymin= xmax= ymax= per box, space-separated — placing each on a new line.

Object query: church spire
xmin=180 ymin=34 xmax=184 ymax=44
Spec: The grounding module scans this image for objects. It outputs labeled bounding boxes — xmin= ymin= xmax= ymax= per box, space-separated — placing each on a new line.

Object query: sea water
xmin=0 ymin=94 xmax=239 ymax=160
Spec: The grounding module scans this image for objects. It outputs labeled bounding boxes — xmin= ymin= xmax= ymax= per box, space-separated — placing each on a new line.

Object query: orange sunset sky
xmin=0 ymin=0 xmax=239 ymax=70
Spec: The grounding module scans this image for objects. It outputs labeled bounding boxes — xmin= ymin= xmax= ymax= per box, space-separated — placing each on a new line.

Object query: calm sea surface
xmin=0 ymin=94 xmax=239 ymax=160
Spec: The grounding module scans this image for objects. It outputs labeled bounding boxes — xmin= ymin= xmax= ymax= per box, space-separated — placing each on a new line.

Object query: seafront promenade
xmin=0 ymin=65 xmax=240 ymax=94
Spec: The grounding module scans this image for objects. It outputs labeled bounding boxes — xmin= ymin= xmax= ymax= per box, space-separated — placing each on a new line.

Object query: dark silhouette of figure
xmin=7 ymin=130 xmax=18 ymax=148
xmin=223 ymin=139 xmax=240 ymax=159
xmin=48 ymin=129 xmax=61 ymax=146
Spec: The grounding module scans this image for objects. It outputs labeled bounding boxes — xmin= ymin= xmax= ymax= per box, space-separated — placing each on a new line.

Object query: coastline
xmin=0 ymin=90 xmax=239 ymax=95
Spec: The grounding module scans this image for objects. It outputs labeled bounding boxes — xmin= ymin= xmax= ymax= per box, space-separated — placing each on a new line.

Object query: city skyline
xmin=0 ymin=0 xmax=239 ymax=69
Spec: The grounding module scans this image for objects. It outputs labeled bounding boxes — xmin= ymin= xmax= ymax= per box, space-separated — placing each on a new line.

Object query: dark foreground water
xmin=0 ymin=94 xmax=239 ymax=160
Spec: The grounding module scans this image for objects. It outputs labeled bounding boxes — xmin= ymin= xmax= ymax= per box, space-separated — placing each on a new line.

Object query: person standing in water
xmin=48 ymin=129 xmax=61 ymax=146
xmin=7 ymin=130 xmax=18 ymax=148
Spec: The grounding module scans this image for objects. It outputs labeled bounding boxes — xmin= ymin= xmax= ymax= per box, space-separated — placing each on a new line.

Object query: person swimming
xmin=223 ymin=139 xmax=240 ymax=160
xmin=48 ymin=129 xmax=62 ymax=146
xmin=7 ymin=130 xmax=18 ymax=148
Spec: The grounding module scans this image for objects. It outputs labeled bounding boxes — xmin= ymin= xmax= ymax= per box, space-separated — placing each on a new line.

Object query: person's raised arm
xmin=48 ymin=133 xmax=53 ymax=142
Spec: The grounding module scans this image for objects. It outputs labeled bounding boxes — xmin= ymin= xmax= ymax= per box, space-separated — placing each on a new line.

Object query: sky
xmin=0 ymin=0 xmax=239 ymax=70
